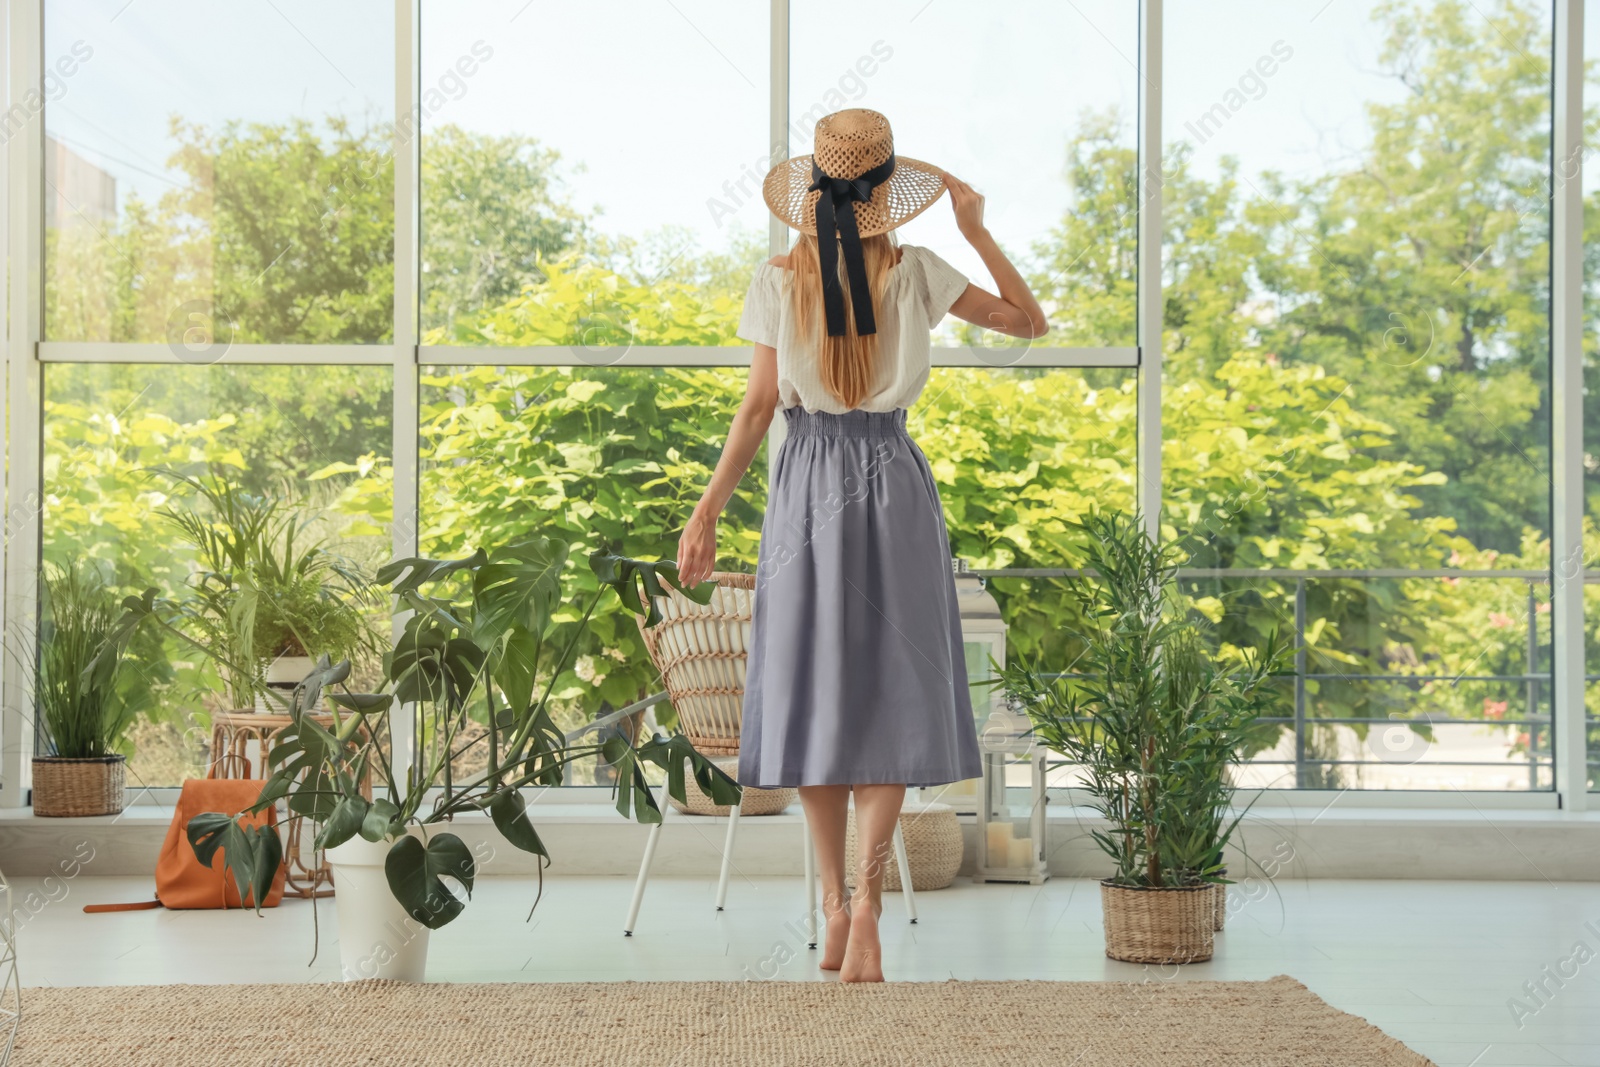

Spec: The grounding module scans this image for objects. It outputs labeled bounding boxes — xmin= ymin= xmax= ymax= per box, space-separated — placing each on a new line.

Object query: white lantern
xmin=973 ymin=692 xmax=1049 ymax=884
xmin=923 ymin=559 xmax=1048 ymax=884
xmin=921 ymin=559 xmax=1007 ymax=812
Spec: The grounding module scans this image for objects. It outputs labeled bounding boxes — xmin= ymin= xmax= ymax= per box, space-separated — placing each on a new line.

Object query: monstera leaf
xmin=289 ymin=654 xmax=351 ymax=713
xmin=473 ymin=537 xmax=567 ymax=646
xmin=309 ymin=795 xmax=404 ymax=853
xmin=487 ymin=790 xmax=548 ymax=859
xmin=384 ymin=832 xmax=476 ymax=930
xmin=314 ymin=795 xmax=370 ymax=851
xmin=492 ymin=624 xmax=542 ymax=722
xmin=589 ymin=552 xmax=715 ymax=627
xmin=258 ymin=719 xmax=342 ymax=822
xmin=377 ymin=549 xmax=489 ymax=599
xmin=387 ymin=612 xmax=486 ymax=709
xmin=604 ymin=733 xmax=742 ymax=823
xmin=187 ymin=812 xmax=284 ymax=914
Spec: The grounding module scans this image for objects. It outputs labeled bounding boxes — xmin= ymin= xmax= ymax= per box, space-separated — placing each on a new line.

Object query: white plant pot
xmin=326 ymin=832 xmax=431 ymax=982
xmin=264 ymin=655 xmax=317 ymax=686
xmin=256 ymin=655 xmax=319 ymax=713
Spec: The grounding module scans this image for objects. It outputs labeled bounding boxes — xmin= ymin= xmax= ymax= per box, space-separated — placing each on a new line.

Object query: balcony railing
xmin=971 ymin=567 xmax=1571 ymax=791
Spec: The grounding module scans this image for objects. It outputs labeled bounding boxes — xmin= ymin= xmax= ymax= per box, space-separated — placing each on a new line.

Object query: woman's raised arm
xmin=943 ymin=173 xmax=1049 ymax=340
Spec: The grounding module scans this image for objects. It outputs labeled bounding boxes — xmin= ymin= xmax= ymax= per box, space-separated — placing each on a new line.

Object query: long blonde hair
xmin=788 ymin=230 xmax=898 ymax=410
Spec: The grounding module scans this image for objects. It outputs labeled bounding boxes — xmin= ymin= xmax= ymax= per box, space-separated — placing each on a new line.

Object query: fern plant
xmin=152 ymin=467 xmax=381 ymax=710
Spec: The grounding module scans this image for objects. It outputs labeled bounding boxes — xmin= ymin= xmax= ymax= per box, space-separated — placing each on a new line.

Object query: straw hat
xmin=763 ymin=109 xmax=946 ymax=238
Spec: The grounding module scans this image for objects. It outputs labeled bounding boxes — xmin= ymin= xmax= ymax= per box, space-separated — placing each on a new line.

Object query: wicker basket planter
xmin=667 ymin=757 xmax=795 ymax=816
xmin=31 ymin=755 xmax=126 ymax=817
xmin=1212 ymin=869 xmax=1228 ymax=931
xmin=844 ymin=802 xmax=963 ymax=892
xmin=1100 ymin=880 xmax=1215 ymax=964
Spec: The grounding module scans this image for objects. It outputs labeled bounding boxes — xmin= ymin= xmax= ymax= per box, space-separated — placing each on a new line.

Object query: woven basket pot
xmin=1100 ymin=880 xmax=1216 ymax=964
xmin=667 ymin=756 xmax=795 ymax=817
xmin=32 ymin=755 xmax=126 ymax=817
xmin=843 ymin=802 xmax=963 ymax=892
xmin=1212 ymin=869 xmax=1228 ymax=931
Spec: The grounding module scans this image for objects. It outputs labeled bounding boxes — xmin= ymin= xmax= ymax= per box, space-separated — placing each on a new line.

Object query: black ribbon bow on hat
xmin=809 ymin=153 xmax=896 ymax=338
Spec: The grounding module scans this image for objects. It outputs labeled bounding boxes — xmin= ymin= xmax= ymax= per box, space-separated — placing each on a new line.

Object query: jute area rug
xmin=13 ymin=975 xmax=1434 ymax=1067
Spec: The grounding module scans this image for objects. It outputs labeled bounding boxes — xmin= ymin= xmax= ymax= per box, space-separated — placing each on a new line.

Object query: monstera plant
xmin=136 ymin=536 xmax=738 ymax=976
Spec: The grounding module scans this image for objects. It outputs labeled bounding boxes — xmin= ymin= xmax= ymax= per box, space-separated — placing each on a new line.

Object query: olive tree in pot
xmin=145 ymin=536 xmax=739 ymax=981
xmin=995 ymin=510 xmax=1288 ymax=965
xmin=31 ymin=561 xmax=153 ymax=817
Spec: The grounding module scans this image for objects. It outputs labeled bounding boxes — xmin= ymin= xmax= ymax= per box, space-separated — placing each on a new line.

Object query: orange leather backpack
xmin=83 ymin=766 xmax=287 ymax=913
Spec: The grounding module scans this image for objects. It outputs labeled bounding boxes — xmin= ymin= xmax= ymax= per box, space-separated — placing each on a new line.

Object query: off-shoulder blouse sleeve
xmin=737 ymin=262 xmax=784 ymax=347
xmin=910 ymin=245 xmax=970 ymax=324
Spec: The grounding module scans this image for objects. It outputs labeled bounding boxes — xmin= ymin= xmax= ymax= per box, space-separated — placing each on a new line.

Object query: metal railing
xmin=970 ymin=566 xmax=1575 ymax=790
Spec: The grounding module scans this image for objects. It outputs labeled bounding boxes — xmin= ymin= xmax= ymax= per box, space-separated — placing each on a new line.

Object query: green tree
xmin=421 ymin=124 xmax=588 ymax=332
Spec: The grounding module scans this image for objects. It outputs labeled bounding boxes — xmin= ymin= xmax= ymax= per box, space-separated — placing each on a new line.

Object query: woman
xmin=676 ymin=109 xmax=1047 ymax=983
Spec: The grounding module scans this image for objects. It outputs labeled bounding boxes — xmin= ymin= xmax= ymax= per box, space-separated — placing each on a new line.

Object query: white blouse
xmin=736 ymin=243 xmax=970 ymax=413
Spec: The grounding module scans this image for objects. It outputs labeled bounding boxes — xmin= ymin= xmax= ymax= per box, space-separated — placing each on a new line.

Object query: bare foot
xmin=819 ymin=898 xmax=851 ymax=971
xmin=840 ymin=898 xmax=884 ymax=983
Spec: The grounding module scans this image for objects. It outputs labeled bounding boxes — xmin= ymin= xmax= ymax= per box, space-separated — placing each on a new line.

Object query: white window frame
xmin=0 ymin=0 xmax=1586 ymax=813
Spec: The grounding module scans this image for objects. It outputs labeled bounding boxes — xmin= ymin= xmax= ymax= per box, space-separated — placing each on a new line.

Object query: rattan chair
xmin=623 ymin=570 xmax=918 ymax=940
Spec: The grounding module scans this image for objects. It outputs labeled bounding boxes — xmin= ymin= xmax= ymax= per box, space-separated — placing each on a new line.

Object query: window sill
xmin=5 ymin=801 xmax=1598 ymax=881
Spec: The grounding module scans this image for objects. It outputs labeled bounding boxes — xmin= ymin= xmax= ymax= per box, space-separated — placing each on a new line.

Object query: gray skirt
xmin=737 ymin=406 xmax=983 ymax=789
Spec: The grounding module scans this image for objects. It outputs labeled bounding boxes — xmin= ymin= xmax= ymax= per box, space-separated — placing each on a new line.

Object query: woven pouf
xmin=843 ymin=802 xmax=963 ymax=892
xmin=667 ymin=756 xmax=796 ymax=817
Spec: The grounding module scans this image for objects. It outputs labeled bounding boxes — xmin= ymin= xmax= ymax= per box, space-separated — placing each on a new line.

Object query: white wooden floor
xmin=8 ymin=874 xmax=1600 ymax=1066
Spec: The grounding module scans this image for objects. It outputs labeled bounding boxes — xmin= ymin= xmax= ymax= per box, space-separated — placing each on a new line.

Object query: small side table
xmin=209 ymin=710 xmax=372 ymax=899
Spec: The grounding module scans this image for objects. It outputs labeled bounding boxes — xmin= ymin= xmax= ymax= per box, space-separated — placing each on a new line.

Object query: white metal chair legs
xmin=622 ymin=782 xmax=670 ymax=937
xmin=802 ymin=814 xmax=817 ymax=948
xmin=714 ymin=800 xmax=740 ymax=911
xmin=624 ymin=789 xmax=920 ymax=939
xmin=892 ymin=823 xmax=919 ymax=924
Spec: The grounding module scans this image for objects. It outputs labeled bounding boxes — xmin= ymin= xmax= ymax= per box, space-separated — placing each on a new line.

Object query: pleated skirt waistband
xmin=782 ymin=406 xmax=909 ymax=439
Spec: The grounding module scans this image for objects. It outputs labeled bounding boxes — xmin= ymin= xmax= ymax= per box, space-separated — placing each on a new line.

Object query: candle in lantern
xmin=1009 ymin=835 xmax=1035 ymax=869
xmin=985 ymin=820 xmax=1014 ymax=860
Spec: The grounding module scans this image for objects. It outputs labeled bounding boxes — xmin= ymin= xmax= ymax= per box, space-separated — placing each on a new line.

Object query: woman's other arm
xmin=942 ymin=173 xmax=1049 ymax=340
xmin=677 ymin=343 xmax=780 ymax=587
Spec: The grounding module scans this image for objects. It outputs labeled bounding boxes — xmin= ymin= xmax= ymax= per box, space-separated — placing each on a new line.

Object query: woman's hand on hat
xmin=944 ymin=173 xmax=988 ymax=242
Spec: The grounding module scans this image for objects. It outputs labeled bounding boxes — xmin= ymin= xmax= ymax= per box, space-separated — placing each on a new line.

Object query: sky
xmin=41 ymin=0 xmax=1554 ymax=291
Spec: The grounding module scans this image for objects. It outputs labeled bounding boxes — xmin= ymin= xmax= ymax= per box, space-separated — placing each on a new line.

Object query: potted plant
xmin=31 ymin=561 xmax=151 ymax=817
xmin=153 ymin=468 xmax=381 ymax=712
xmin=996 ymin=510 xmax=1287 ymax=964
xmin=133 ymin=536 xmax=739 ymax=981
xmin=249 ymin=553 xmax=378 ymax=711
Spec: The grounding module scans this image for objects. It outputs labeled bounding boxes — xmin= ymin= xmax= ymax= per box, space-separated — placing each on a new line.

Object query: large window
xmin=417 ymin=363 xmax=765 ymax=783
xmin=419 ymin=0 xmax=768 ymax=345
xmin=42 ymin=364 xmax=393 ymax=786
xmin=1583 ymin=0 xmax=1600 ymax=792
xmin=9 ymin=1 xmax=1596 ymax=807
xmin=1163 ymin=0 xmax=1554 ymax=789
xmin=790 ymin=0 xmax=1139 ymax=347
xmin=44 ymin=0 xmax=396 ymax=344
